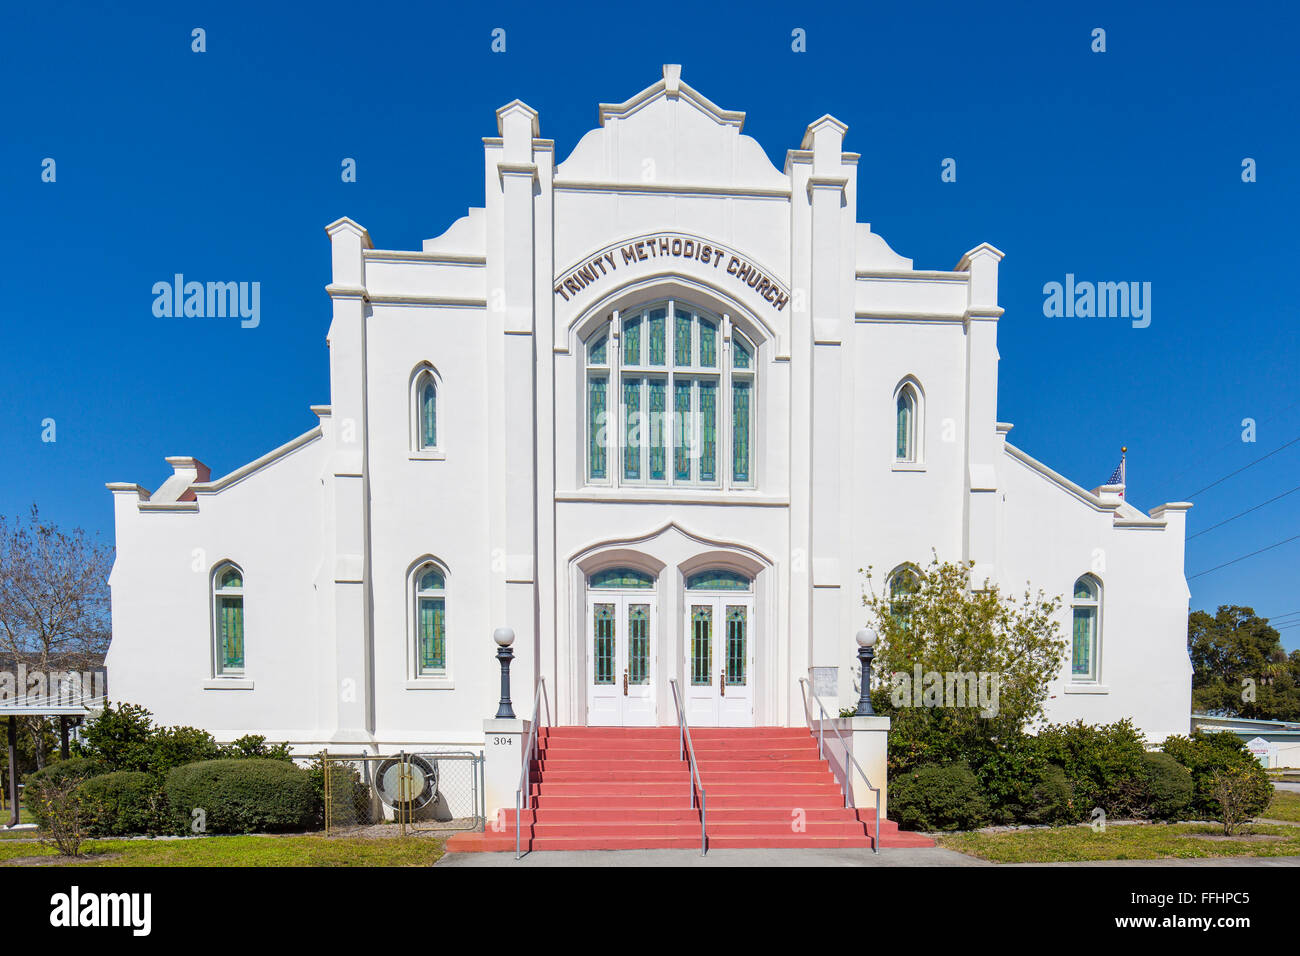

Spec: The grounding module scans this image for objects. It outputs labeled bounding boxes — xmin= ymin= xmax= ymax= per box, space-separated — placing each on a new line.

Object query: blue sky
xmin=2 ymin=2 xmax=1296 ymax=646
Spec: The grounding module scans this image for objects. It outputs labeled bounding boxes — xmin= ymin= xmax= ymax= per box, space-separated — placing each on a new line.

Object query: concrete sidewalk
xmin=437 ymin=846 xmax=987 ymax=866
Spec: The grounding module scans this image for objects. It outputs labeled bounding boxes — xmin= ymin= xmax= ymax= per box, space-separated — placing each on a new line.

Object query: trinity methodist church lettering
xmin=554 ymin=233 xmax=790 ymax=311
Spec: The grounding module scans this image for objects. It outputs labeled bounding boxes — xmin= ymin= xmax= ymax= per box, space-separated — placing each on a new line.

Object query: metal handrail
xmin=515 ymin=676 xmax=548 ymax=860
xmin=668 ymin=678 xmax=707 ymax=856
xmin=798 ymin=676 xmax=881 ymax=854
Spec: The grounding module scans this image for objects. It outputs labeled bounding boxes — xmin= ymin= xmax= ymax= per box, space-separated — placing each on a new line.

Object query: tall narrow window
xmin=1071 ymin=575 xmax=1100 ymax=681
xmin=887 ymin=565 xmax=921 ymax=629
xmin=732 ymin=334 xmax=754 ymax=485
xmin=895 ymin=382 xmax=919 ymax=462
xmin=415 ymin=565 xmax=447 ymax=676
xmin=212 ymin=563 xmax=245 ymax=676
xmin=411 ymin=366 xmax=441 ymax=454
xmin=586 ymin=331 xmax=609 ymax=481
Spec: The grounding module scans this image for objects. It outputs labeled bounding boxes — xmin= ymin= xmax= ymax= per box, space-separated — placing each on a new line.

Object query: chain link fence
xmin=321 ymin=750 xmax=484 ymax=836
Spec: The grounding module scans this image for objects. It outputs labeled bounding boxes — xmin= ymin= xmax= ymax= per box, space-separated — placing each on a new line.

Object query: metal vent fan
xmin=374 ymin=755 xmax=438 ymax=811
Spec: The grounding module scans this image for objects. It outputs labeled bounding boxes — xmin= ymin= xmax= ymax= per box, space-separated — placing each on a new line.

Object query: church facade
xmin=105 ymin=67 xmax=1193 ymax=751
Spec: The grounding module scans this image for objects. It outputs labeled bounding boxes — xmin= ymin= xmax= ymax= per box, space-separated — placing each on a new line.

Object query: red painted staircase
xmin=445 ymin=727 xmax=935 ymax=852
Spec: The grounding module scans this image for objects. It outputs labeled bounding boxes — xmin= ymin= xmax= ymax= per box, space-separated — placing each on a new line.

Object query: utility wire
xmin=1162 ymin=398 xmax=1300 ymax=489
xmin=1185 ymin=435 xmax=1300 ymax=500
xmin=1187 ymin=532 xmax=1300 ymax=580
xmin=1187 ymin=484 xmax=1300 ymax=540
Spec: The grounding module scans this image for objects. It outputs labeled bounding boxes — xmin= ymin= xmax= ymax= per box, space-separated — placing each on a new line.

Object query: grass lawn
xmin=1263 ymin=789 xmax=1300 ymax=823
xmin=938 ymin=822 xmax=1300 ymax=864
xmin=0 ymin=834 xmax=445 ymax=867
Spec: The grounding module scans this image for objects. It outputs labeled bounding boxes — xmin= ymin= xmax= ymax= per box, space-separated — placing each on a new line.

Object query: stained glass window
xmin=419 ymin=379 xmax=437 ymax=449
xmin=699 ymin=319 xmax=717 ymax=368
xmin=732 ymin=380 xmax=751 ymax=484
xmin=686 ymin=570 xmax=752 ymax=591
xmin=896 ymin=385 xmax=917 ymax=461
xmin=691 ymin=606 xmax=713 ymax=685
xmin=623 ymin=378 xmax=641 ymax=480
xmin=648 ymin=309 xmax=666 ymax=366
xmin=589 ymin=568 xmax=655 ymax=589
xmin=725 ymin=606 xmax=747 ymax=685
xmin=648 ymin=379 xmax=666 ymax=480
xmin=623 ymin=314 xmax=640 ymax=365
xmin=628 ymin=604 xmax=650 ymax=685
xmin=674 ymin=380 xmax=693 ymax=481
xmin=416 ymin=566 xmax=447 ymax=675
xmin=213 ymin=563 xmax=244 ymax=675
xmin=699 ymin=380 xmax=717 ymax=482
xmin=593 ymin=604 xmax=615 ymax=685
xmin=675 ymin=309 xmax=692 ymax=366
xmin=1071 ymin=576 xmax=1100 ymax=680
xmin=588 ymin=375 xmax=607 ymax=480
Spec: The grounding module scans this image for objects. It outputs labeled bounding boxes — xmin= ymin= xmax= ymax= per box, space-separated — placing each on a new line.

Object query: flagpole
xmin=1121 ymin=446 xmax=1127 ymax=491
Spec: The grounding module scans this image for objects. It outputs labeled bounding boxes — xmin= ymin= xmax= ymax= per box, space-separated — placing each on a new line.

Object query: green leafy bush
xmin=1138 ymin=752 xmax=1193 ymax=821
xmin=164 ymin=759 xmax=315 ymax=834
xmin=889 ymin=762 xmax=990 ymax=832
xmin=74 ymin=702 xmax=156 ymax=771
xmin=1163 ymin=732 xmax=1272 ymax=820
xmin=1031 ymin=720 xmax=1148 ymax=816
xmin=221 ymin=734 xmax=294 ymax=762
xmin=25 ymin=758 xmax=109 ymax=828
xmin=80 ymin=771 xmax=170 ymax=836
xmin=144 ymin=726 xmax=222 ymax=776
xmin=1022 ymin=765 xmax=1077 ymax=826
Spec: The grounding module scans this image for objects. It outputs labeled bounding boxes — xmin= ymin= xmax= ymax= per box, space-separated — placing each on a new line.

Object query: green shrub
xmin=25 ymin=757 xmax=109 ymax=826
xmin=164 ymin=759 xmax=315 ymax=834
xmin=889 ymin=762 xmax=990 ymax=832
xmin=74 ymin=702 xmax=156 ymax=771
xmin=80 ymin=771 xmax=170 ymax=836
xmin=1031 ymin=720 xmax=1148 ymax=816
xmin=1022 ymin=765 xmax=1077 ymax=826
xmin=221 ymin=734 xmax=294 ymax=762
xmin=144 ymin=726 xmax=222 ymax=776
xmin=1138 ymin=752 xmax=1193 ymax=821
xmin=1162 ymin=731 xmax=1272 ymax=820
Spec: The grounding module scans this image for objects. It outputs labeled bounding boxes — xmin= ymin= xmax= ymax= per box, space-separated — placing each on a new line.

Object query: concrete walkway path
xmin=438 ymin=846 xmax=987 ymax=866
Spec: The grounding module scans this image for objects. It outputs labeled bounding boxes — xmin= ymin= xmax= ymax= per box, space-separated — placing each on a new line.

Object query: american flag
xmin=1107 ymin=456 xmax=1126 ymax=498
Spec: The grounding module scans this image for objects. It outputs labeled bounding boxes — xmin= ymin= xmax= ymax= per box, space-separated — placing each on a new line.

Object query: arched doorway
xmin=683 ymin=569 xmax=755 ymax=727
xmin=585 ymin=567 xmax=658 ymax=726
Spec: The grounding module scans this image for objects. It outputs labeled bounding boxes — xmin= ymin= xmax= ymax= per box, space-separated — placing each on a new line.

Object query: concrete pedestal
xmin=482 ymin=717 xmax=531 ymax=826
xmin=811 ymin=714 xmax=891 ymax=817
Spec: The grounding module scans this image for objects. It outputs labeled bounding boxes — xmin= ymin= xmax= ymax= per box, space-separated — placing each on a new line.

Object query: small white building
xmin=104 ymin=67 xmax=1193 ymax=752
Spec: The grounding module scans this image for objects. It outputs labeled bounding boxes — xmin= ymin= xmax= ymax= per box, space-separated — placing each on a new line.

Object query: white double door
xmin=586 ymin=594 xmax=657 ymax=727
xmin=683 ymin=596 xmax=755 ymax=727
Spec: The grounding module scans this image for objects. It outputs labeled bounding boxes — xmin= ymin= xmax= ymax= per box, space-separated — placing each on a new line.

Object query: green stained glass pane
xmin=419 ymin=596 xmax=445 ymax=672
xmin=733 ymin=338 xmax=751 ymax=369
xmin=219 ymin=567 xmax=242 ymax=589
xmin=1072 ymin=607 xmax=1096 ymax=678
xmin=648 ymin=309 xmax=666 ymax=365
xmin=675 ymin=310 xmax=692 ymax=366
xmin=648 ymin=378 xmax=666 ymax=480
xmin=628 ymin=604 xmax=650 ymax=685
xmin=726 ymin=606 xmax=747 ymax=686
xmin=594 ymin=604 xmax=616 ymax=684
xmin=589 ymin=335 xmax=607 ymax=365
xmin=589 ymin=568 xmax=655 ymax=589
xmin=1074 ymin=577 xmax=1097 ymax=600
xmin=421 ymin=381 xmax=437 ymax=448
xmin=896 ymin=391 xmax=913 ymax=460
xmin=624 ymin=378 xmax=641 ymax=480
xmin=686 ymin=570 xmax=752 ymax=591
xmin=623 ymin=315 xmax=641 ymax=366
xmin=218 ymin=596 xmax=244 ymax=669
xmin=674 ymin=380 xmax=693 ymax=480
xmin=418 ymin=568 xmax=445 ymax=591
xmin=699 ymin=380 xmax=716 ymax=482
xmin=588 ymin=376 xmax=607 ymax=480
xmin=691 ymin=606 xmax=712 ymax=685
xmin=699 ymin=320 xmax=717 ymax=367
xmin=732 ymin=379 xmax=751 ymax=483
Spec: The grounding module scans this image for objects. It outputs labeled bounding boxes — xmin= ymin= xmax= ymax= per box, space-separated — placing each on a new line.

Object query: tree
xmin=1188 ymin=606 xmax=1300 ymax=720
xmin=862 ymin=558 xmax=1067 ymax=766
xmin=0 ymin=506 xmax=113 ymax=768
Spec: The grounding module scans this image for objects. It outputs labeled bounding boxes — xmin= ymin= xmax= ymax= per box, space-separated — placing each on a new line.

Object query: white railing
xmin=514 ymin=676 xmax=548 ymax=860
xmin=798 ymin=676 xmax=881 ymax=854
xmin=668 ymin=678 xmax=707 ymax=855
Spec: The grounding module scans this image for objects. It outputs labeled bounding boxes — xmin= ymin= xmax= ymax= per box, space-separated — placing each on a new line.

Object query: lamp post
xmin=494 ymin=627 xmax=516 ymax=719
xmin=854 ymin=628 xmax=877 ymax=716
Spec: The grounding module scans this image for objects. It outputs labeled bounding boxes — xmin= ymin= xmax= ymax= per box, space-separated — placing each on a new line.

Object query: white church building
xmin=105 ymin=67 xmax=1193 ymax=753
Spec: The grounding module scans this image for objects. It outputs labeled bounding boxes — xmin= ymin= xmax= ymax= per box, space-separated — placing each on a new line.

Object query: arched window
xmin=413 ymin=563 xmax=447 ymax=676
xmin=212 ymin=563 xmax=245 ymax=676
xmin=584 ymin=300 xmax=757 ymax=489
xmin=686 ymin=569 xmax=753 ymax=591
xmin=894 ymin=380 xmax=921 ymax=463
xmin=412 ymin=367 xmax=439 ymax=451
xmin=588 ymin=567 xmax=655 ymax=589
xmin=1071 ymin=575 xmax=1101 ymax=681
xmin=887 ymin=564 xmax=922 ymax=627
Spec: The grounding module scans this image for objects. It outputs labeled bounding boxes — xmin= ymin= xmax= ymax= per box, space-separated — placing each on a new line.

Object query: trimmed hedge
xmin=889 ymin=762 xmax=990 ymax=831
xmin=1139 ymin=752 xmax=1193 ymax=821
xmin=80 ymin=771 xmax=168 ymax=836
xmin=164 ymin=759 xmax=315 ymax=834
xmin=25 ymin=757 xmax=110 ymax=827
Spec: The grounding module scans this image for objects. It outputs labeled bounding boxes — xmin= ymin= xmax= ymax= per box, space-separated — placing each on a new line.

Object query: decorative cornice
xmin=553 ymin=179 xmax=790 ymax=199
